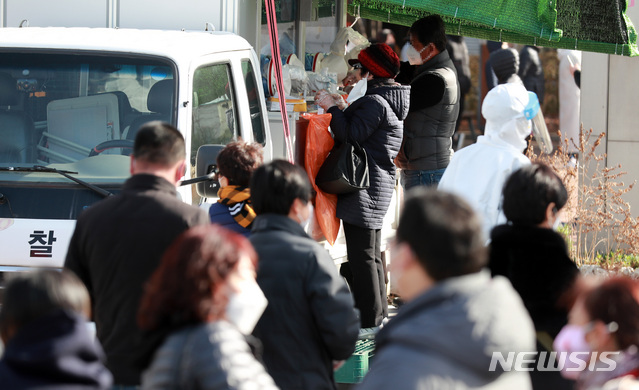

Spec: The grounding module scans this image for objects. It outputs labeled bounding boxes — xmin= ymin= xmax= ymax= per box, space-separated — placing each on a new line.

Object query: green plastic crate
xmin=334 ymin=339 xmax=376 ymax=384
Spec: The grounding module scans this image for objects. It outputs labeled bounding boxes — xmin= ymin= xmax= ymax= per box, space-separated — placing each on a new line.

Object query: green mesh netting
xmin=349 ymin=0 xmax=639 ymax=56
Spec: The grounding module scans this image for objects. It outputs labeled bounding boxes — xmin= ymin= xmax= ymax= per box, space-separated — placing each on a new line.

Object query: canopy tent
xmin=348 ymin=0 xmax=639 ymax=56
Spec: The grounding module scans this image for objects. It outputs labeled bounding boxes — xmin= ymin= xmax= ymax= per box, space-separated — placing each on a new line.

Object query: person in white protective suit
xmin=557 ymin=49 xmax=581 ymax=155
xmin=437 ymin=82 xmax=534 ymax=241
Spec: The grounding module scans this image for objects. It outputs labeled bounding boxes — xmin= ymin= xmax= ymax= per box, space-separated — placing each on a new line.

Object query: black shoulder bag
xmin=315 ymin=133 xmax=370 ymax=194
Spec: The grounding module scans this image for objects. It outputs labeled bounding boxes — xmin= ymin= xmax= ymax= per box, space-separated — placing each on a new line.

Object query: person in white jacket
xmin=437 ymin=82 xmax=533 ymax=241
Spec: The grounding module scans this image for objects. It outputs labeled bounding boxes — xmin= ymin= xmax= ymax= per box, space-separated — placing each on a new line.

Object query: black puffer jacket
xmin=396 ymin=50 xmax=460 ymax=171
xmin=489 ymin=224 xmax=579 ymax=337
xmin=327 ymin=79 xmax=410 ymax=229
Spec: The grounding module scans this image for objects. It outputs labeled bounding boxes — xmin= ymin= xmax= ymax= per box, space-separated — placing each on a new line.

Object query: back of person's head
xmin=397 ymin=188 xmax=486 ymax=281
xmin=0 ymin=270 xmax=90 ymax=342
xmin=217 ymin=141 xmax=263 ymax=187
xmin=133 ymin=121 xmax=185 ymax=167
xmin=490 ymin=48 xmax=520 ymax=84
xmin=138 ymin=224 xmax=257 ymax=331
xmin=250 ymin=160 xmax=311 ymax=215
xmin=584 ymin=276 xmax=639 ymax=350
xmin=410 ymin=14 xmax=447 ymax=52
xmin=502 ymin=164 xmax=568 ymax=226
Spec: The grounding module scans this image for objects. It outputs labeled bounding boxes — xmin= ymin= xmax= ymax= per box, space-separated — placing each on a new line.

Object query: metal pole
xmin=335 ymin=0 xmax=347 ymax=30
xmin=106 ymin=0 xmax=120 ymax=28
xmin=0 ymin=0 xmax=6 ymax=28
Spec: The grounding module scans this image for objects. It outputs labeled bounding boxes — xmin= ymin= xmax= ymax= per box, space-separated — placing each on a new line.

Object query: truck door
xmin=187 ymin=51 xmax=271 ymax=206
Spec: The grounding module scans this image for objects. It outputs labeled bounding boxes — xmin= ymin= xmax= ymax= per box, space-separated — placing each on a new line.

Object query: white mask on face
xmin=553 ymin=215 xmax=562 ymax=231
xmin=346 ymin=78 xmax=368 ymax=104
xmin=297 ymin=202 xmax=314 ymax=231
xmin=406 ymin=45 xmax=422 ymax=65
xmin=226 ymin=280 xmax=268 ymax=335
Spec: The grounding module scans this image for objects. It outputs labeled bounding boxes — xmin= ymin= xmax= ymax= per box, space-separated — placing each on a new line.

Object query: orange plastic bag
xmin=302 ymin=113 xmax=340 ymax=245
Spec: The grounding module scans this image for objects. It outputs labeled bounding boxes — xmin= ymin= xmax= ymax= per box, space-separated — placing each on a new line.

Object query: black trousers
xmin=341 ymin=221 xmax=388 ymax=328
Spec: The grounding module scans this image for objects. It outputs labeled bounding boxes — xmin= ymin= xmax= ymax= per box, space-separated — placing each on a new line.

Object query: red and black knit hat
xmin=349 ymin=43 xmax=400 ymax=79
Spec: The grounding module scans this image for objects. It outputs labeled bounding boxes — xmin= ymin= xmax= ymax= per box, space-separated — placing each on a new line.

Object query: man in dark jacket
xmin=64 ymin=121 xmax=210 ymax=387
xmin=396 ymin=14 xmax=460 ymax=189
xmin=249 ymin=160 xmax=360 ymax=390
xmin=358 ymin=189 xmax=535 ymax=389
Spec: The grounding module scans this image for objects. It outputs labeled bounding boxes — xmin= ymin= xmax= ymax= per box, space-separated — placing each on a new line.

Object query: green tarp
xmin=348 ymin=0 xmax=639 ymax=56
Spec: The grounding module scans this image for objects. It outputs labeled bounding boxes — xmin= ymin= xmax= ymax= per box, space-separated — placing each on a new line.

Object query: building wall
xmin=581 ymin=2 xmax=639 ymax=218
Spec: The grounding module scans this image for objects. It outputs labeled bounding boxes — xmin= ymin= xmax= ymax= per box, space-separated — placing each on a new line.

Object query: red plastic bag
xmin=302 ymin=113 xmax=340 ymax=245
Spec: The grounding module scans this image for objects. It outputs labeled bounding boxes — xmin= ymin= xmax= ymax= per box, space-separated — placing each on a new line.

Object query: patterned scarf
xmin=217 ymin=186 xmax=256 ymax=228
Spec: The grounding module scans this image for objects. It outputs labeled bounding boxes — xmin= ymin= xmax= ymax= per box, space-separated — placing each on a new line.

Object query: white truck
xmin=0 ymin=1 xmax=400 ymax=279
xmin=0 ymin=27 xmax=273 ymax=271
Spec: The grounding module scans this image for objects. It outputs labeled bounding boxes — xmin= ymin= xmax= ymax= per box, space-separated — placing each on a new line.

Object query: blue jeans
xmin=401 ymin=168 xmax=446 ymax=191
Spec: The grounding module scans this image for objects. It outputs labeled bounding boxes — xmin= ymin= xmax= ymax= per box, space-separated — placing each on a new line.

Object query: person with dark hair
xmin=208 ymin=140 xmax=263 ymax=236
xmin=446 ymin=35 xmax=471 ymax=134
xmin=395 ymin=14 xmax=460 ymax=189
xmin=64 ymin=121 xmax=210 ymax=388
xmin=249 ymin=160 xmax=359 ymax=390
xmin=315 ymin=43 xmax=409 ymax=335
xmin=138 ymin=224 xmax=277 ymax=390
xmin=357 ymin=188 xmax=535 ymax=389
xmin=556 ymin=276 xmax=639 ymax=389
xmin=0 ymin=270 xmax=113 ymax=389
xmin=489 ymin=48 xmax=523 ymax=85
xmin=489 ymin=163 xmax=579 ymax=390
xmin=519 ymin=45 xmax=545 ymax=104
xmin=438 ymin=82 xmax=534 ymax=239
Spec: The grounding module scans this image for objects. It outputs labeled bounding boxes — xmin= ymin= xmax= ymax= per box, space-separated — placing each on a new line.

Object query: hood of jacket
xmin=377 ymin=270 xmax=535 ymax=380
xmin=482 ymin=82 xmax=531 ymax=151
xmin=0 ymin=309 xmax=112 ymax=389
xmin=365 ymin=78 xmax=410 ymax=122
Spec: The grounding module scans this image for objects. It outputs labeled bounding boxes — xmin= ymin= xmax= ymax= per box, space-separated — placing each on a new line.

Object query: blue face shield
xmin=524 ymin=92 xmax=553 ymax=154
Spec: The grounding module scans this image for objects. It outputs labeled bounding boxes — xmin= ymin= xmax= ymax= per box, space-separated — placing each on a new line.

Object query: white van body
xmin=0 ymin=27 xmax=271 ymax=270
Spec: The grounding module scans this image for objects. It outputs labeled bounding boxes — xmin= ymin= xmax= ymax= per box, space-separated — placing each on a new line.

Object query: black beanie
xmin=490 ymin=48 xmax=519 ymax=84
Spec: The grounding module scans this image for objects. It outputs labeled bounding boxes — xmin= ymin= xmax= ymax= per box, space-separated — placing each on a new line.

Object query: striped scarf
xmin=217 ymin=186 xmax=256 ymax=228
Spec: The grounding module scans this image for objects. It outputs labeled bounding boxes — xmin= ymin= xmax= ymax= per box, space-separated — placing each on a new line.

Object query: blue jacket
xmin=0 ymin=310 xmax=112 ymax=389
xmin=208 ymin=202 xmax=251 ymax=237
xmin=327 ymin=79 xmax=410 ymax=229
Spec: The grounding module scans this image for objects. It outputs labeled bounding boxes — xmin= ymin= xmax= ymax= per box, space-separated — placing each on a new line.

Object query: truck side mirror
xmin=195 ymin=144 xmax=224 ymax=198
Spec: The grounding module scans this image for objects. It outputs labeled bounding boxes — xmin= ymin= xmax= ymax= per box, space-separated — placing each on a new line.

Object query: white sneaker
xmin=380 ymin=317 xmax=390 ymax=329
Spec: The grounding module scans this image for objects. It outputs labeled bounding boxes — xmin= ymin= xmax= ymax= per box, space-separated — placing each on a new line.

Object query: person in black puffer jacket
xmin=489 ymin=163 xmax=579 ymax=390
xmin=316 ymin=43 xmax=410 ymax=330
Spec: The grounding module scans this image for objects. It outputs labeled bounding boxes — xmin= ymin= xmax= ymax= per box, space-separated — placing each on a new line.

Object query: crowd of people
xmin=1 ymin=13 xmax=637 ymax=390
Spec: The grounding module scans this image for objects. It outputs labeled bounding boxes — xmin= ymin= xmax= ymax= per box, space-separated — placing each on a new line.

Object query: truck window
xmin=0 ymin=52 xmax=175 ymax=169
xmin=241 ymin=59 xmax=266 ymax=145
xmin=191 ymin=63 xmax=236 ymax=160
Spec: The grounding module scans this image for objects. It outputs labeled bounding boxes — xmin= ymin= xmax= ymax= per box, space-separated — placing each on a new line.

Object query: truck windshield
xmin=0 ymin=52 xmax=175 ymax=183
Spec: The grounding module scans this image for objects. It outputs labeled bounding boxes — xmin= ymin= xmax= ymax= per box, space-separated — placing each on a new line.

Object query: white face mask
xmin=406 ymin=45 xmax=422 ymax=65
xmin=553 ymin=215 xmax=562 ymax=231
xmin=297 ymin=203 xmax=314 ymax=231
xmin=346 ymin=78 xmax=368 ymax=104
xmin=225 ymin=280 xmax=268 ymax=335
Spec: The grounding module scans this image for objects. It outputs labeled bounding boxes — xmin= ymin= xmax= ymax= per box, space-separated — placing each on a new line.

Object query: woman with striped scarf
xmin=209 ymin=141 xmax=263 ymax=237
